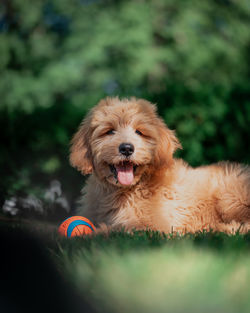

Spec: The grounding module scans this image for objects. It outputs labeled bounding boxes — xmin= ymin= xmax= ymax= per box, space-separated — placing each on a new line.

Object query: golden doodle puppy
xmin=70 ymin=97 xmax=250 ymax=234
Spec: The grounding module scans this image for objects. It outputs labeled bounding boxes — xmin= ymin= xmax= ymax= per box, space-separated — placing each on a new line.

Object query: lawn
xmin=1 ymin=217 xmax=250 ymax=313
xmin=54 ymin=230 xmax=250 ymax=313
xmin=1 ymin=219 xmax=250 ymax=313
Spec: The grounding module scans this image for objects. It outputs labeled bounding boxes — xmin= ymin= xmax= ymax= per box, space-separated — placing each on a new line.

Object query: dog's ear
xmin=154 ymin=121 xmax=181 ymax=168
xmin=70 ymin=115 xmax=93 ymax=175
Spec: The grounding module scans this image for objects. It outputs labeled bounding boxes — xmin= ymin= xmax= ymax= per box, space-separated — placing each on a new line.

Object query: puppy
xmin=70 ymin=97 xmax=250 ymax=234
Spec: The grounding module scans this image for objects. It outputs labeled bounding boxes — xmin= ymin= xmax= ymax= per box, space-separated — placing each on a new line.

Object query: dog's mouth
xmin=109 ymin=161 xmax=138 ymax=186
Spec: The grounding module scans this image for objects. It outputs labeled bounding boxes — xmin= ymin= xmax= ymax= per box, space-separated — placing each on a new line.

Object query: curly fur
xmin=70 ymin=97 xmax=250 ymax=234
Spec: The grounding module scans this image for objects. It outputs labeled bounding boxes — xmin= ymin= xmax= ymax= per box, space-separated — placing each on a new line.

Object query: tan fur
xmin=70 ymin=97 xmax=250 ymax=234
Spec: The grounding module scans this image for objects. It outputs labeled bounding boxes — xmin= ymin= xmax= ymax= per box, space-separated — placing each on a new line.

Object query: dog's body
xmin=70 ymin=97 xmax=250 ymax=234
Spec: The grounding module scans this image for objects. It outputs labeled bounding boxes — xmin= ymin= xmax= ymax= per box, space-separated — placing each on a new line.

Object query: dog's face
xmin=70 ymin=97 xmax=181 ymax=187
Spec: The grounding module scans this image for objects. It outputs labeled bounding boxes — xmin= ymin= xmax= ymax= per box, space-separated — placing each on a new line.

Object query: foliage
xmin=1 ymin=0 xmax=250 ymax=200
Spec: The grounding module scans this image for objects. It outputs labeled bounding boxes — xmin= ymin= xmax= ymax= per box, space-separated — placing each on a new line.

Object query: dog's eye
xmin=106 ymin=129 xmax=115 ymax=135
xmin=135 ymin=130 xmax=143 ymax=136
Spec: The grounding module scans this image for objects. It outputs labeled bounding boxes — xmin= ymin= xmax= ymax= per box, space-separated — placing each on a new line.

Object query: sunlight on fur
xmin=70 ymin=97 xmax=250 ymax=234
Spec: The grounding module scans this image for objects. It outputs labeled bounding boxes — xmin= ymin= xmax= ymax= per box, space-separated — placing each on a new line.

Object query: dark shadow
xmin=0 ymin=226 xmax=95 ymax=313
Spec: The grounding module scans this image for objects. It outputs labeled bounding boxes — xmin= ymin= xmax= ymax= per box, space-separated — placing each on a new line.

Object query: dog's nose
xmin=119 ymin=143 xmax=134 ymax=157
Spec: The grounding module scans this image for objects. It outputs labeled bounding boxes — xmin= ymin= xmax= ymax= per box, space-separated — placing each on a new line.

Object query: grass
xmin=1 ymin=217 xmax=250 ymax=313
xmin=54 ymin=230 xmax=250 ymax=313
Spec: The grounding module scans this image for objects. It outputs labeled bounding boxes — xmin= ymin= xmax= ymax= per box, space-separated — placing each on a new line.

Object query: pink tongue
xmin=116 ymin=164 xmax=134 ymax=185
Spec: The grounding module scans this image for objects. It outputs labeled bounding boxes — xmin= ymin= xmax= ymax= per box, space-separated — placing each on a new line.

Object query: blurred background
xmin=1 ymin=0 xmax=250 ymax=221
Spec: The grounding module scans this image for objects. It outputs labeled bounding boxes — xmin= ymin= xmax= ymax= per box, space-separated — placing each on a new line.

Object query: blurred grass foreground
xmin=2 ymin=224 xmax=250 ymax=313
xmin=1 ymin=0 xmax=250 ymax=217
xmin=58 ymin=230 xmax=250 ymax=313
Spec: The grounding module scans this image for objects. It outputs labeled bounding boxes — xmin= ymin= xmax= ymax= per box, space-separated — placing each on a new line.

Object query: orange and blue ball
xmin=58 ymin=216 xmax=96 ymax=237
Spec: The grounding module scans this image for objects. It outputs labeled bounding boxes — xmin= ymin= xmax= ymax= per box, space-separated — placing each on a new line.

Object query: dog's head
xmin=70 ymin=97 xmax=181 ymax=187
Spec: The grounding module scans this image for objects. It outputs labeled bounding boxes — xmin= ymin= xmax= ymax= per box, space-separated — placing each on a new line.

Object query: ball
xmin=58 ymin=216 xmax=96 ymax=238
